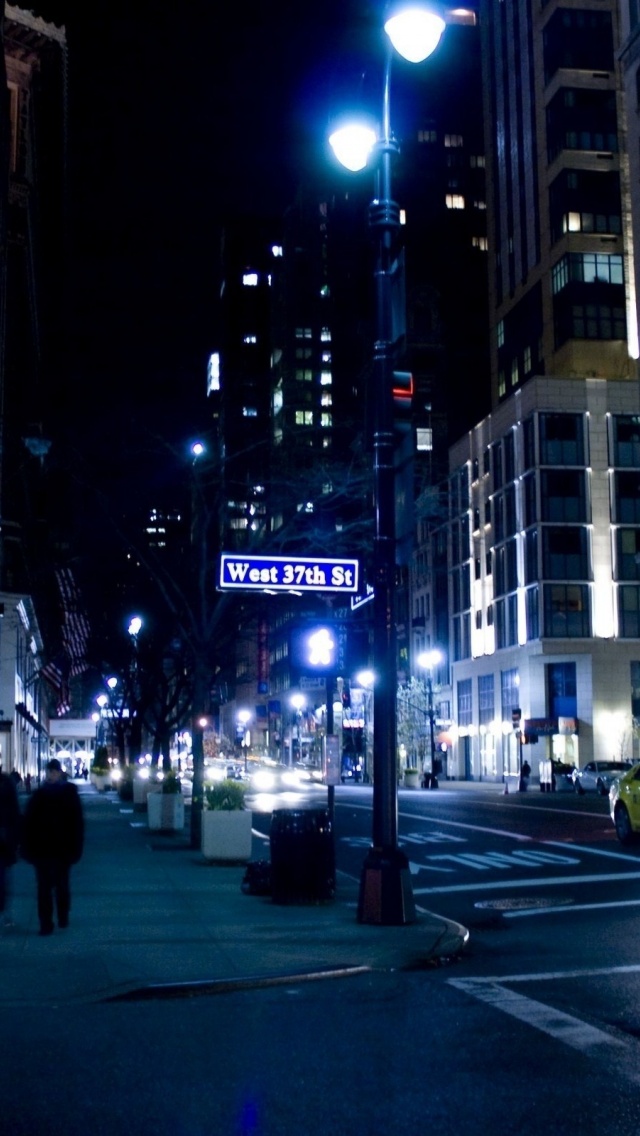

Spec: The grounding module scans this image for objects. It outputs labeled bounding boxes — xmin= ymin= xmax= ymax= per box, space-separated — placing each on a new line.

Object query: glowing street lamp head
xmin=384 ymin=4 xmax=446 ymax=63
xmin=128 ymin=616 xmax=142 ymax=637
xmin=329 ymin=123 xmax=378 ymax=172
xmin=307 ymin=628 xmax=336 ymax=668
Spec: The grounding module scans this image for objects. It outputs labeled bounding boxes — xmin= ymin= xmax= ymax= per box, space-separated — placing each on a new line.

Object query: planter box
xmin=92 ymin=773 xmax=111 ymax=792
xmin=403 ymin=771 xmax=420 ymax=789
xmin=147 ymin=791 xmax=185 ymax=832
xmin=133 ymin=779 xmax=158 ymax=811
xmin=201 ymin=809 xmax=253 ymax=862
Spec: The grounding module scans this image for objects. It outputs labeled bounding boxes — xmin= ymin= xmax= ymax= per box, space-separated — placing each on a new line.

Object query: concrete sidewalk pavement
xmin=0 ymin=785 xmax=469 ymax=1007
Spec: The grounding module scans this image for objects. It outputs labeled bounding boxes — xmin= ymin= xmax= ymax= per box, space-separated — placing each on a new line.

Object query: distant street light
xmin=128 ymin=616 xmax=142 ymax=639
xmin=329 ymin=3 xmax=445 ymax=925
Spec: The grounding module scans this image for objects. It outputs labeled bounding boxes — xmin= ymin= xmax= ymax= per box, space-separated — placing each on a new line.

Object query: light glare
xmin=329 ymin=124 xmax=377 ymax=172
xmin=384 ymin=8 xmax=445 ymax=63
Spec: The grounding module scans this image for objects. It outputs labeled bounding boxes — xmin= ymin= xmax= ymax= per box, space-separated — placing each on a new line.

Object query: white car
xmin=572 ymin=760 xmax=634 ymax=796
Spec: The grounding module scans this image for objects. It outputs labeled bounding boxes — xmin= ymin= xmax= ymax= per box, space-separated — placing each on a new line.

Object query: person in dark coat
xmin=21 ymin=758 xmax=84 ymax=936
xmin=0 ymin=769 xmax=21 ymax=925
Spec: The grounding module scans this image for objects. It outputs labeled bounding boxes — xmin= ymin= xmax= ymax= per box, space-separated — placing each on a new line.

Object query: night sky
xmin=30 ymin=0 xmax=387 ymax=447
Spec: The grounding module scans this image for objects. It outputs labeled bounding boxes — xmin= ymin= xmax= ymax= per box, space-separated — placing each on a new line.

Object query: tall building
xmin=439 ymin=0 xmax=640 ymax=781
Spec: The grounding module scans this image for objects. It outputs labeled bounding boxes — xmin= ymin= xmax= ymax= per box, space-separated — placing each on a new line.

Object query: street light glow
xmin=384 ymin=5 xmax=445 ymax=63
xmin=329 ymin=123 xmax=377 ymax=172
xmin=128 ymin=616 xmax=142 ymax=637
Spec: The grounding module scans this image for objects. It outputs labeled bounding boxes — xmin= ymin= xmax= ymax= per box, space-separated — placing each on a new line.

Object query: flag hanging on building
xmin=39 ymin=567 xmax=90 ymax=716
xmin=55 ymin=567 xmax=90 ymax=677
xmin=40 ymin=652 xmax=71 ymax=716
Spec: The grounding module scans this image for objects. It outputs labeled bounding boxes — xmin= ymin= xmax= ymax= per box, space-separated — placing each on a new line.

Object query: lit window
xmin=470 ymin=154 xmax=485 ymax=168
xmin=321 ymin=413 xmax=332 ymax=427
xmin=472 ymin=236 xmax=488 ymax=251
xmin=320 ymin=372 xmax=332 ymax=385
xmin=242 ymin=273 xmax=258 ymax=286
xmin=417 ymin=428 xmax=433 ymax=451
xmin=322 ymin=482 xmax=333 ymax=494
xmin=207 ymin=353 xmax=220 ymax=393
xmin=320 ymin=285 xmax=330 ymax=297
xmin=322 ymin=351 xmax=331 ymax=364
xmin=295 ymin=327 xmax=312 ymax=339
xmin=418 ymin=129 xmax=437 ymax=143
xmin=400 ymin=209 xmax=407 ymax=225
xmin=567 ymin=212 xmax=581 ymax=232
xmin=230 ymin=518 xmax=248 ymax=530
xmin=295 ymin=411 xmax=313 ymax=426
xmin=243 ymin=335 xmax=257 ymax=344
xmin=296 ymin=347 xmax=312 ymax=359
xmin=295 ymin=369 xmax=313 ymax=382
xmin=498 ymin=370 xmax=506 ymax=398
xmin=473 ymin=199 xmax=487 ymax=210
xmin=243 ymin=407 xmax=258 ymax=417
xmin=511 ymin=359 xmax=519 ymax=386
xmin=320 ymin=327 xmax=332 ymax=342
xmin=445 ymin=134 xmax=464 ymax=147
xmin=321 ymin=393 xmax=332 ymax=407
xmin=322 ymin=437 xmax=332 ymax=449
xmin=271 ymin=245 xmax=283 ymax=257
xmin=446 ymin=194 xmax=465 ymax=209
xmin=497 ymin=320 xmax=505 ymax=348
xmin=524 ymin=346 xmax=532 ymax=373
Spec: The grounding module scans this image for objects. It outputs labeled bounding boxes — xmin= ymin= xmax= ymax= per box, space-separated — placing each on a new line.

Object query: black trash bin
xmin=270 ymin=807 xmax=335 ymax=904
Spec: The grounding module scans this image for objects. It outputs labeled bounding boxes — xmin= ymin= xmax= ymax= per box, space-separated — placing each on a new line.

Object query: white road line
xmin=413 ymin=870 xmax=640 ymax=895
xmin=541 ymin=840 xmax=640 ymax=863
xmin=504 ymin=899 xmax=640 ymax=919
xmin=455 ymin=962 xmax=640 ymax=983
xmin=340 ymin=801 xmax=533 ymax=842
xmin=448 ymin=979 xmax=630 ymax=1059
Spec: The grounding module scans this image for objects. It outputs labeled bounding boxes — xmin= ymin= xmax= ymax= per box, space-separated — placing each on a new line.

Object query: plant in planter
xmin=91 ymin=746 xmax=111 ymax=790
xmin=117 ymin=766 xmax=134 ymax=801
xmin=202 ymin=778 xmax=252 ymax=861
xmin=161 ymin=770 xmax=182 ymax=794
xmin=147 ymin=771 xmax=185 ymax=832
xmin=403 ymin=767 xmax=420 ymax=789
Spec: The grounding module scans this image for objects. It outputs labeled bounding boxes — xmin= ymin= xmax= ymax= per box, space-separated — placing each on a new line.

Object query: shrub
xmin=161 ymin=771 xmax=182 ymax=795
xmin=204 ymin=779 xmax=246 ymax=811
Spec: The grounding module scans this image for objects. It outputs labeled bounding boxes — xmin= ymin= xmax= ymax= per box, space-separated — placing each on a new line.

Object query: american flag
xmin=40 ymin=567 xmax=90 ymax=716
xmin=40 ymin=653 xmax=71 ymax=716
xmin=55 ymin=567 xmax=90 ymax=677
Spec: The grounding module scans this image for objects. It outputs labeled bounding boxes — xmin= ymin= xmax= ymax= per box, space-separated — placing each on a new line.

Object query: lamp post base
xmin=357 ymin=846 xmax=417 ymax=925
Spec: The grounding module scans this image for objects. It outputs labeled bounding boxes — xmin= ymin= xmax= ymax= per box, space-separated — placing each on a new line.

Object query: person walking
xmin=0 ymin=767 xmax=21 ymax=927
xmin=21 ymin=758 xmax=84 ymax=936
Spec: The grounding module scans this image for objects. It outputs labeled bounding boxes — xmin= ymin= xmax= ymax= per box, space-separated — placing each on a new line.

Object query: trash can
xmin=270 ymin=807 xmax=335 ymax=904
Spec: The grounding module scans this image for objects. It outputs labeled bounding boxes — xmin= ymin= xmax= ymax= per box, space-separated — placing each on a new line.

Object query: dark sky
xmin=31 ymin=0 xmax=386 ymax=448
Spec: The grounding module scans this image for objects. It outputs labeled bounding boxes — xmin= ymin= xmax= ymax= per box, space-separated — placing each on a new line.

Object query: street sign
xmin=218 ymin=554 xmax=359 ymax=594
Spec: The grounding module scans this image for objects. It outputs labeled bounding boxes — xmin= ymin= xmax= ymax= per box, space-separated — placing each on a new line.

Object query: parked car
xmin=572 ymin=759 xmax=634 ymax=796
xmin=609 ymin=763 xmax=640 ymax=843
xmin=539 ymin=758 xmax=576 ymax=792
xmin=340 ymin=755 xmax=363 ymax=784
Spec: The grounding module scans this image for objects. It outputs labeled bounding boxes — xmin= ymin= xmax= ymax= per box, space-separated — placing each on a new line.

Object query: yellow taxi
xmin=609 ymin=762 xmax=640 ymax=844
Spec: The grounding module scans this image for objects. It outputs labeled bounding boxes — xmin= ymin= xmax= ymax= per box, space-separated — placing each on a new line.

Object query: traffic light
xmin=392 ymin=370 xmax=414 ymax=432
xmin=341 ymin=684 xmax=351 ymax=709
xmin=290 ymin=624 xmax=338 ymax=674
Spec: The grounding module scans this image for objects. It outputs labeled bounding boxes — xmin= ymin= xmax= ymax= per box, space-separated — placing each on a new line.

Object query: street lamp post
xmin=418 ymin=649 xmax=442 ymax=789
xmin=330 ymin=4 xmax=445 ymax=925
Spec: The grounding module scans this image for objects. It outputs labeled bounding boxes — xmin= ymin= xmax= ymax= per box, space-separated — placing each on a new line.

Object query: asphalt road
xmin=4 ymin=782 xmax=640 ymax=1136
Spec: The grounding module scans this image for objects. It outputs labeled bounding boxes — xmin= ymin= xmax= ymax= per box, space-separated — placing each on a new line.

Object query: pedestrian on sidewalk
xmin=0 ymin=767 xmax=21 ymax=926
xmin=21 ymin=758 xmax=84 ymax=936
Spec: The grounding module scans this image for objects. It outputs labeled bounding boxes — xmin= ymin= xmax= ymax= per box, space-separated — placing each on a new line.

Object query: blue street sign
xmin=218 ymin=554 xmax=359 ymax=594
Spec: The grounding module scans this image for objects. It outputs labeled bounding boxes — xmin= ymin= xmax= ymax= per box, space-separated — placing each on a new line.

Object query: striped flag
xmin=40 ymin=652 xmax=71 ymax=716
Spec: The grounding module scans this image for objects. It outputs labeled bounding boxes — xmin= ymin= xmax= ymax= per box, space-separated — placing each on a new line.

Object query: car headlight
xmin=282 ymin=771 xmax=299 ymax=788
xmin=253 ymin=771 xmax=275 ymax=791
xmin=205 ymin=767 xmax=226 ymax=783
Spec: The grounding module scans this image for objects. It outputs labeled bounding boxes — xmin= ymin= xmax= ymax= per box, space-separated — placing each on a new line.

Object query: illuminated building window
xmin=321 ymin=413 xmax=332 ymax=427
xmin=417 ymin=428 xmax=432 ymax=451
xmin=320 ymin=327 xmax=332 ymax=342
xmin=295 ymin=411 xmax=313 ymax=426
xmin=322 ymin=351 xmax=331 ymax=364
xmin=243 ymin=335 xmax=257 ymax=344
xmin=473 ymin=199 xmax=487 ymax=210
xmin=295 ymin=327 xmax=312 ymax=339
xmin=323 ymin=437 xmax=332 ymax=449
xmin=271 ymin=245 xmax=283 ymax=257
xmin=296 ymin=369 xmax=313 ymax=382
xmin=446 ymin=194 xmax=465 ymax=209
xmin=296 ymin=347 xmax=312 ymax=359
xmin=321 ymin=393 xmax=332 ymax=407
xmin=418 ymin=129 xmax=437 ymax=142
xmin=242 ymin=273 xmax=258 ymax=286
xmin=320 ymin=372 xmax=332 ymax=385
xmin=470 ymin=154 xmax=485 ymax=168
xmin=445 ymin=134 xmax=464 ymax=147
xmin=472 ymin=236 xmax=488 ymax=250
xmin=243 ymin=407 xmax=258 ymax=417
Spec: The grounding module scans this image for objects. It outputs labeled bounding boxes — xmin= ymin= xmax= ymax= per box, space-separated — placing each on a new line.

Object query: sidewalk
xmin=0 ymin=785 xmax=469 ymax=1007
